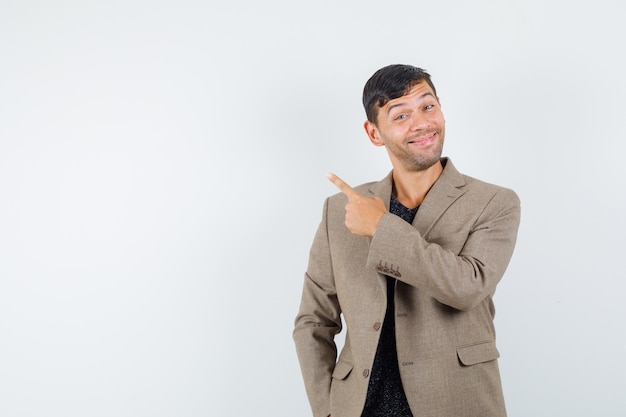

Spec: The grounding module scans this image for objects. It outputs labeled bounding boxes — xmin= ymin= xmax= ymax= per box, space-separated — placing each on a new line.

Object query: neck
xmin=392 ymin=160 xmax=444 ymax=208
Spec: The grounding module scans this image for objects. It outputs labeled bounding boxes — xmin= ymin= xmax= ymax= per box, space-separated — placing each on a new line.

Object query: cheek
xmin=428 ymin=113 xmax=445 ymax=129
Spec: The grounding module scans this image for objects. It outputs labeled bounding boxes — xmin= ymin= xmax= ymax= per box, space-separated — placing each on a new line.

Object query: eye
xmin=395 ymin=114 xmax=408 ymax=120
xmin=424 ymin=104 xmax=434 ymax=110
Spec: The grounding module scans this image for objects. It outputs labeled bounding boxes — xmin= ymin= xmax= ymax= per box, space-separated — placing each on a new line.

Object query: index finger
xmin=326 ymin=172 xmax=357 ymax=197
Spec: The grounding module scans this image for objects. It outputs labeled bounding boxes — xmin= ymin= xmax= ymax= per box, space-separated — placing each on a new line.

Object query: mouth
xmin=408 ymin=131 xmax=438 ymax=147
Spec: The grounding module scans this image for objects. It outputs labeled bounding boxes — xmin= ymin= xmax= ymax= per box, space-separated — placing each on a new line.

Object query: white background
xmin=1 ymin=1 xmax=625 ymax=416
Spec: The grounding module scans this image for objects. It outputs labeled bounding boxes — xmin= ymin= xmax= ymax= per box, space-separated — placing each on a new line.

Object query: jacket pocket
xmin=332 ymin=359 xmax=353 ymax=380
xmin=457 ymin=341 xmax=500 ymax=366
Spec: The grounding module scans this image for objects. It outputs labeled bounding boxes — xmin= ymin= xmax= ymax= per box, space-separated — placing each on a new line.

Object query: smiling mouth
xmin=408 ymin=132 xmax=437 ymax=146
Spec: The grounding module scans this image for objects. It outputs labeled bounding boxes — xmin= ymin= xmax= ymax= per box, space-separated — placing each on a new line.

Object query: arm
xmin=367 ymin=187 xmax=521 ymax=311
xmin=293 ymin=198 xmax=341 ymax=417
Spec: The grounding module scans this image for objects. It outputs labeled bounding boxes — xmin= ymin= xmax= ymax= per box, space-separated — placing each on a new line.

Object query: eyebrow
xmin=386 ymin=92 xmax=436 ymax=114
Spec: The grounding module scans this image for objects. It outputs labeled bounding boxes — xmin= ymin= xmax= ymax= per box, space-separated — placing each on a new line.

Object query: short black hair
xmin=362 ymin=64 xmax=438 ymax=123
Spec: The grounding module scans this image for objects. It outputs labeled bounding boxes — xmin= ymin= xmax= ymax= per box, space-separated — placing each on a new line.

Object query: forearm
xmin=368 ymin=190 xmax=521 ymax=310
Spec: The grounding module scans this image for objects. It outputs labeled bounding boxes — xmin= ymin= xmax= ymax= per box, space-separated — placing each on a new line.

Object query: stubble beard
xmin=391 ymin=135 xmax=444 ymax=172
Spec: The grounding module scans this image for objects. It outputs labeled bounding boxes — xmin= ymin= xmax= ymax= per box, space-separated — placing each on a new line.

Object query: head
xmin=363 ymin=64 xmax=438 ymax=124
xmin=362 ymin=64 xmax=445 ymax=173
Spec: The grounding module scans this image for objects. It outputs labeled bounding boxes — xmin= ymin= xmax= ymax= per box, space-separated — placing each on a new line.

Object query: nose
xmin=410 ymin=111 xmax=430 ymax=131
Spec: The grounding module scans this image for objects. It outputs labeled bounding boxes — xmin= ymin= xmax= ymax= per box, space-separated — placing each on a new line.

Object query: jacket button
xmin=373 ymin=322 xmax=381 ymax=331
xmin=362 ymin=369 xmax=369 ymax=378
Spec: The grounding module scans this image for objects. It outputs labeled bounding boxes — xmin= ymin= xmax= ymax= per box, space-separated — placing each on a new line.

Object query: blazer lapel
xmin=367 ymin=158 xmax=466 ymax=237
xmin=413 ymin=158 xmax=466 ymax=236
xmin=364 ymin=160 xmax=465 ymax=293
xmin=368 ymin=171 xmax=394 ymax=209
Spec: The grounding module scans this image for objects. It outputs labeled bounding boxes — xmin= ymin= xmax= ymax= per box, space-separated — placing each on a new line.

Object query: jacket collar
xmin=368 ymin=157 xmax=466 ymax=236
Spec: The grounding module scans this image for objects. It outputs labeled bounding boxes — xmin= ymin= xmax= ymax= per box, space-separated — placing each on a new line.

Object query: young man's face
xmin=365 ymin=81 xmax=445 ymax=172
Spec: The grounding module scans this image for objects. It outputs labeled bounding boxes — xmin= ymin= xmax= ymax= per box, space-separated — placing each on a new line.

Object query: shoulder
xmin=462 ymin=174 xmax=520 ymax=207
xmin=443 ymin=158 xmax=519 ymax=205
xmin=463 ymin=173 xmax=517 ymax=196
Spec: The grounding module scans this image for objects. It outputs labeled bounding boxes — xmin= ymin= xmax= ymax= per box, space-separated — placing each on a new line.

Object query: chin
xmin=407 ymin=152 xmax=442 ymax=172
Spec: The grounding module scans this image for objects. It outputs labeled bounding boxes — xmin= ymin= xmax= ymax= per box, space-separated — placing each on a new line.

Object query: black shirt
xmin=361 ymin=194 xmax=417 ymax=417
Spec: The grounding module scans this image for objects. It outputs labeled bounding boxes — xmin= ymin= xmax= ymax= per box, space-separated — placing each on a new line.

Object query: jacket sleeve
xmin=367 ymin=187 xmax=521 ymax=311
xmin=293 ymin=198 xmax=341 ymax=417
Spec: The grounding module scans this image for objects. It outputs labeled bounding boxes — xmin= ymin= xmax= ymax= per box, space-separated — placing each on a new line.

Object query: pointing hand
xmin=327 ymin=173 xmax=387 ymax=237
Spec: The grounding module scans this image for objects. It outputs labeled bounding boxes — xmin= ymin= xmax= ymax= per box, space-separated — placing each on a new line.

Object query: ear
xmin=364 ymin=120 xmax=385 ymax=147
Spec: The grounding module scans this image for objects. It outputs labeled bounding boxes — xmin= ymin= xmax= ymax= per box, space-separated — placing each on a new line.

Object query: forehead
xmin=386 ymin=81 xmax=436 ymax=107
xmin=379 ymin=81 xmax=437 ymax=119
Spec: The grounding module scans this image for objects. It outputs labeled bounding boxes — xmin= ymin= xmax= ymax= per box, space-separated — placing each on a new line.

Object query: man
xmin=293 ymin=64 xmax=521 ymax=417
